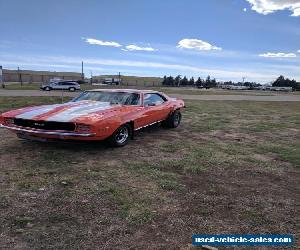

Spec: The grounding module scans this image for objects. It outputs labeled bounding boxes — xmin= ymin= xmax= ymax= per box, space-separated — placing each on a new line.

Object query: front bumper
xmin=0 ymin=124 xmax=96 ymax=137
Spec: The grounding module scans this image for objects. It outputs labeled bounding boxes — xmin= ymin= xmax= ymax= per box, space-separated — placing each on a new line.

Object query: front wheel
xmin=69 ymin=87 xmax=76 ymax=92
xmin=108 ymin=124 xmax=131 ymax=147
xmin=163 ymin=110 xmax=182 ymax=128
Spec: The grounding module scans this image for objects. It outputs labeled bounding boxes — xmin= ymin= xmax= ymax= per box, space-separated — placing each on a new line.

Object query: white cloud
xmin=84 ymin=38 xmax=122 ymax=47
xmin=298 ymin=50 xmax=300 ymax=53
xmin=259 ymin=52 xmax=297 ymax=58
xmin=84 ymin=38 xmax=158 ymax=52
xmin=243 ymin=8 xmax=247 ymax=12
xmin=123 ymin=45 xmax=157 ymax=51
xmin=246 ymin=0 xmax=300 ymax=16
xmin=177 ymin=39 xmax=222 ymax=51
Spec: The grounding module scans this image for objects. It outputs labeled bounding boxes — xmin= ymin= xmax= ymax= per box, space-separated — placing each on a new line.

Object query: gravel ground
xmin=0 ymin=89 xmax=300 ymax=101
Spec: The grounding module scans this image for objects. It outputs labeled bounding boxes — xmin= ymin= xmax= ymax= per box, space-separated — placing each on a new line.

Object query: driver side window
xmin=144 ymin=93 xmax=166 ymax=106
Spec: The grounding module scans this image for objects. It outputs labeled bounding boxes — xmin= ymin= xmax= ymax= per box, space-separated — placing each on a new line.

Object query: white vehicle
xmin=102 ymin=78 xmax=122 ymax=85
xmin=41 ymin=81 xmax=81 ymax=92
xmin=270 ymin=87 xmax=293 ymax=92
xmin=227 ymin=85 xmax=248 ymax=90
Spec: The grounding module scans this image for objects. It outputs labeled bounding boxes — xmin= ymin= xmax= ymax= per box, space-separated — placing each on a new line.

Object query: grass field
xmin=0 ymin=97 xmax=299 ymax=249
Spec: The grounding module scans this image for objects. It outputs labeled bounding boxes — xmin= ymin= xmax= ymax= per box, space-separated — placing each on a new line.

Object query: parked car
xmin=269 ymin=87 xmax=293 ymax=92
xmin=41 ymin=81 xmax=81 ymax=91
xmin=0 ymin=89 xmax=185 ymax=146
xmin=102 ymin=78 xmax=122 ymax=85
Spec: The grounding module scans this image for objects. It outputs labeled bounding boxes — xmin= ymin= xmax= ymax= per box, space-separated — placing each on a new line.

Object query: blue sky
xmin=0 ymin=0 xmax=299 ymax=83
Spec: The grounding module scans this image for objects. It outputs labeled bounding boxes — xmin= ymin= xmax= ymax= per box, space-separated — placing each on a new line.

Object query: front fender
xmin=92 ymin=117 xmax=122 ymax=139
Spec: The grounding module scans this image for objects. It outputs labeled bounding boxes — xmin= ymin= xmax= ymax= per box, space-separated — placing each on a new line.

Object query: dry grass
xmin=0 ymin=97 xmax=299 ymax=249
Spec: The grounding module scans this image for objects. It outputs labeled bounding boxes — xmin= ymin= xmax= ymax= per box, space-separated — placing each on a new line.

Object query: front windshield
xmin=72 ymin=91 xmax=140 ymax=105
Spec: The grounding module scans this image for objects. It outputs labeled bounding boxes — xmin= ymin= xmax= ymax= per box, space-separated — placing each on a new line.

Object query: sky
xmin=0 ymin=0 xmax=299 ymax=83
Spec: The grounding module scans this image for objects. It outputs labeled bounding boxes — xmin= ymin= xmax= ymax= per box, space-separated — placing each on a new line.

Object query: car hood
xmin=2 ymin=100 xmax=134 ymax=123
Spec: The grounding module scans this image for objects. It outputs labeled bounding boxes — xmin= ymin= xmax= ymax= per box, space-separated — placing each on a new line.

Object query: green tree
xmin=273 ymin=75 xmax=297 ymax=89
xmin=166 ymin=76 xmax=174 ymax=86
xmin=273 ymin=75 xmax=285 ymax=86
xmin=174 ymin=75 xmax=182 ymax=87
xmin=196 ymin=77 xmax=202 ymax=87
xmin=204 ymin=75 xmax=211 ymax=88
xmin=211 ymin=78 xmax=217 ymax=87
xmin=181 ymin=76 xmax=189 ymax=86
xmin=189 ymin=77 xmax=195 ymax=85
xmin=162 ymin=75 xmax=168 ymax=86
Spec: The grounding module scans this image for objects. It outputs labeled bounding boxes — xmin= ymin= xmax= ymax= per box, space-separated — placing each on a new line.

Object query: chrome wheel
xmin=173 ymin=112 xmax=181 ymax=127
xmin=115 ymin=126 xmax=129 ymax=144
xmin=162 ymin=110 xmax=182 ymax=128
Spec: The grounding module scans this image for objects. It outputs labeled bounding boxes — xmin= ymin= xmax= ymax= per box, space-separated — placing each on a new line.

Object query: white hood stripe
xmin=15 ymin=101 xmax=92 ymax=120
xmin=16 ymin=104 xmax=62 ymax=119
xmin=45 ymin=102 xmax=113 ymax=122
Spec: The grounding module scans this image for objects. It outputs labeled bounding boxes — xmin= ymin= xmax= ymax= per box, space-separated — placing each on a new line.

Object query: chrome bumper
xmin=0 ymin=124 xmax=95 ymax=137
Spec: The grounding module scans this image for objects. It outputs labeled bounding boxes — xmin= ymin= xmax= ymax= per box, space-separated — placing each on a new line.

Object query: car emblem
xmin=34 ymin=122 xmax=45 ymax=126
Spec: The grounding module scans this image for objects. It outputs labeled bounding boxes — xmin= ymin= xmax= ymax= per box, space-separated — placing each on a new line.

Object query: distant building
xmin=91 ymin=74 xmax=163 ymax=86
xmin=2 ymin=69 xmax=82 ymax=83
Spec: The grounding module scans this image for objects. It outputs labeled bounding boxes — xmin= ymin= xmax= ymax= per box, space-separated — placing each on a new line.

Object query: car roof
xmin=87 ymin=89 xmax=160 ymax=94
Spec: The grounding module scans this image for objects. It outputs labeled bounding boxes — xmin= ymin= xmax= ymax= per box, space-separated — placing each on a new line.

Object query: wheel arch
xmin=110 ymin=120 xmax=134 ymax=139
xmin=126 ymin=120 xmax=135 ymax=139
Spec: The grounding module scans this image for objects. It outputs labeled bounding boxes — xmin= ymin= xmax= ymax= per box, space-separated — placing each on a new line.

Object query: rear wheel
xmin=163 ymin=110 xmax=181 ymax=128
xmin=69 ymin=87 xmax=76 ymax=92
xmin=45 ymin=86 xmax=51 ymax=91
xmin=108 ymin=124 xmax=131 ymax=147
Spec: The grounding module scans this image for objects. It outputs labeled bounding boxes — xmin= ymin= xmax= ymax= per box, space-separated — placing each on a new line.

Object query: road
xmin=0 ymin=89 xmax=300 ymax=101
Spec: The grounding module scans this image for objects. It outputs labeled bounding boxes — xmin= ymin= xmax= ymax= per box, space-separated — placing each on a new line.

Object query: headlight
xmin=4 ymin=118 xmax=14 ymax=126
xmin=76 ymin=124 xmax=91 ymax=132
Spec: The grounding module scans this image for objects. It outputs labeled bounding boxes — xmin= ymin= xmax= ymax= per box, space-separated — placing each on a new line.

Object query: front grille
xmin=13 ymin=118 xmax=75 ymax=131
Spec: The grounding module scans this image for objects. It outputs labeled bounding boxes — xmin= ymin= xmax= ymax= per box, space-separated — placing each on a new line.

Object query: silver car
xmin=41 ymin=81 xmax=81 ymax=92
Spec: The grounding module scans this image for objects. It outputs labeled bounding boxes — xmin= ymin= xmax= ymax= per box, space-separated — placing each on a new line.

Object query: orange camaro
xmin=0 ymin=89 xmax=185 ymax=146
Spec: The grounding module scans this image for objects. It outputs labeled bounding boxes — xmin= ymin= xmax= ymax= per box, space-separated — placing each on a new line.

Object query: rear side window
xmin=144 ymin=93 xmax=166 ymax=106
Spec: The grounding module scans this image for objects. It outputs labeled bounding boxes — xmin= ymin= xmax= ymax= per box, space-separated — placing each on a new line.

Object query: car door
xmin=50 ymin=82 xmax=58 ymax=90
xmin=53 ymin=82 xmax=63 ymax=90
xmin=139 ymin=93 xmax=170 ymax=126
xmin=62 ymin=82 xmax=72 ymax=90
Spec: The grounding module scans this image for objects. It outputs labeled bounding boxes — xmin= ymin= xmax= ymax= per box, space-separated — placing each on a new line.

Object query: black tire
xmin=45 ymin=86 xmax=51 ymax=91
xmin=163 ymin=110 xmax=182 ymax=128
xmin=69 ymin=87 xmax=76 ymax=92
xmin=108 ymin=124 xmax=131 ymax=147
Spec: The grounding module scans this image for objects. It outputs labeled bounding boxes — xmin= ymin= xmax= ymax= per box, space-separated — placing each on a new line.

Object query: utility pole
xmin=18 ymin=67 xmax=23 ymax=86
xmin=118 ymin=72 xmax=121 ymax=85
xmin=90 ymin=71 xmax=93 ymax=84
xmin=81 ymin=61 xmax=84 ymax=80
xmin=0 ymin=65 xmax=4 ymax=88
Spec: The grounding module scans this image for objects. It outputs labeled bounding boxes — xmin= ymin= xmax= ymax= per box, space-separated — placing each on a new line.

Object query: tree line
xmin=162 ymin=75 xmax=299 ymax=90
xmin=162 ymin=75 xmax=217 ymax=88
xmin=272 ymin=75 xmax=298 ymax=89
